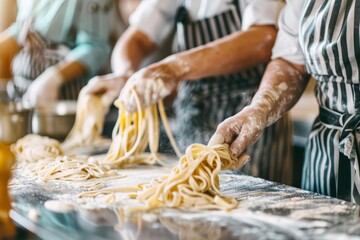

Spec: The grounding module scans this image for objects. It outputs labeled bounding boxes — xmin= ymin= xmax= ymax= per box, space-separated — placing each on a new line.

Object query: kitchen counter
xmin=8 ymin=163 xmax=360 ymax=240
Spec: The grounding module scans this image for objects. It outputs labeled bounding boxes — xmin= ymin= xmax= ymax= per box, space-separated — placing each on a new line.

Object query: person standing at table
xmin=0 ymin=0 xmax=17 ymax=94
xmin=85 ymin=0 xmax=294 ymax=184
xmin=209 ymin=0 xmax=360 ymax=203
xmin=0 ymin=0 xmax=113 ymax=106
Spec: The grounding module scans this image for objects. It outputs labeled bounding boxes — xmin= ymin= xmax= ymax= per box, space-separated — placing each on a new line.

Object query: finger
xmin=208 ymin=119 xmax=238 ymax=147
xmin=85 ymin=79 xmax=108 ymax=95
xmin=120 ymin=89 xmax=138 ymax=113
xmin=101 ymin=93 xmax=117 ymax=109
xmin=208 ymin=133 xmax=225 ymax=147
xmin=229 ymin=129 xmax=249 ymax=158
xmin=230 ymin=152 xmax=250 ymax=170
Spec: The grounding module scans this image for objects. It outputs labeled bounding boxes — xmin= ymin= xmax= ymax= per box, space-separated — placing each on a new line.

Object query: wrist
xmin=0 ymin=79 xmax=10 ymax=91
xmin=250 ymin=83 xmax=288 ymax=125
xmin=162 ymin=55 xmax=190 ymax=82
xmin=42 ymin=66 xmax=64 ymax=87
xmin=249 ymin=89 xmax=275 ymax=122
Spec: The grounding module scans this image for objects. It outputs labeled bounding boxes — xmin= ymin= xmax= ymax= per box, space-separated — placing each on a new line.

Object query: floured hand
xmin=82 ymin=73 xmax=128 ymax=110
xmin=23 ymin=67 xmax=63 ymax=107
xmin=119 ymin=63 xmax=179 ymax=112
xmin=208 ymin=105 xmax=268 ymax=165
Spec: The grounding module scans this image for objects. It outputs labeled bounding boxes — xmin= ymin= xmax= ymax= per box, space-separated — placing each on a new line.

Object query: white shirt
xmin=130 ymin=0 xmax=285 ymax=45
xmin=271 ymin=0 xmax=305 ymax=65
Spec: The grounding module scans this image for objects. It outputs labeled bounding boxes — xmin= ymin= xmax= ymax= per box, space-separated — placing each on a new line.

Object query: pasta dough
xmin=62 ymin=94 xmax=109 ymax=152
xmin=103 ymin=88 xmax=181 ymax=167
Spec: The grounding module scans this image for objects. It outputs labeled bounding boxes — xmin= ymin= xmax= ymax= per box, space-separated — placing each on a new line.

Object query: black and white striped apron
xmin=300 ymin=0 xmax=360 ymax=203
xmin=10 ymin=21 xmax=88 ymax=100
xmin=173 ymin=1 xmax=293 ymax=184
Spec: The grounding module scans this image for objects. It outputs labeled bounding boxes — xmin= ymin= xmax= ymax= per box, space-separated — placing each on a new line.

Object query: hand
xmin=119 ymin=62 xmax=179 ymax=112
xmin=208 ymin=105 xmax=268 ymax=167
xmin=81 ymin=73 xmax=128 ymax=110
xmin=22 ymin=67 xmax=63 ymax=107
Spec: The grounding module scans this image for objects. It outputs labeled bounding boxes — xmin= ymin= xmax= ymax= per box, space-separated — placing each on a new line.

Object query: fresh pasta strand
xmin=103 ymin=88 xmax=181 ymax=167
xmin=62 ymin=94 xmax=109 ymax=152
xmin=78 ymin=186 xmax=140 ymax=199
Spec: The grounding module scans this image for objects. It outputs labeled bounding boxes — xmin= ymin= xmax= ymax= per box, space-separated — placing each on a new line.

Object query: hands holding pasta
xmin=82 ymin=73 xmax=128 ymax=110
xmin=119 ymin=62 xmax=181 ymax=112
xmin=23 ymin=67 xmax=63 ymax=107
xmin=208 ymin=104 xmax=269 ymax=169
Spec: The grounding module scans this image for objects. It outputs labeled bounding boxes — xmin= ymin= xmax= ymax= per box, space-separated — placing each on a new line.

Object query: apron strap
xmin=175 ymin=0 xmax=189 ymax=24
xmin=319 ymin=106 xmax=360 ymax=203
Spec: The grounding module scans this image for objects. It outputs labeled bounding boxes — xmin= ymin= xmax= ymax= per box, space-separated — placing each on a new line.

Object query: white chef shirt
xmin=130 ymin=0 xmax=285 ymax=45
xmin=271 ymin=0 xmax=305 ymax=65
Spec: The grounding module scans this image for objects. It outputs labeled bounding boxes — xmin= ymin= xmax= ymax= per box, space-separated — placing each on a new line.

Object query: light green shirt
xmin=8 ymin=0 xmax=114 ymax=75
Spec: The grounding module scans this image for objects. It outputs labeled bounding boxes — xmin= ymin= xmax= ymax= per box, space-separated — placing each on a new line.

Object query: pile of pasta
xmin=35 ymin=155 xmax=116 ymax=182
xmin=12 ymin=135 xmax=116 ymax=182
xmin=134 ymin=144 xmax=238 ymax=211
xmin=12 ymin=134 xmax=63 ymax=163
xmin=102 ymin=89 xmax=181 ymax=167
xmin=79 ymin=144 xmax=239 ymax=211
xmin=62 ymin=94 xmax=109 ymax=152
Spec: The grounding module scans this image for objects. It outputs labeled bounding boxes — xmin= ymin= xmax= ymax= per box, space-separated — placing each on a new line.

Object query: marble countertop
xmin=9 ymin=166 xmax=360 ymax=240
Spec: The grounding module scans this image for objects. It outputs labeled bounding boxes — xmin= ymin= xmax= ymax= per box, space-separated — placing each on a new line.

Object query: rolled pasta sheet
xmin=135 ymin=144 xmax=238 ymax=211
xmin=11 ymin=134 xmax=63 ymax=162
xmin=62 ymin=94 xmax=108 ymax=152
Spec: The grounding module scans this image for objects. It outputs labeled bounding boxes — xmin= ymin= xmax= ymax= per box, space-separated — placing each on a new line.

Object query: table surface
xmin=9 ymin=163 xmax=360 ymax=240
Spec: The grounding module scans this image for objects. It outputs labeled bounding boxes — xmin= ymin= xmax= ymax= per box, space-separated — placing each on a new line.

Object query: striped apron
xmin=173 ymin=1 xmax=293 ymax=184
xmin=10 ymin=19 xmax=88 ymax=100
xmin=300 ymin=0 xmax=360 ymax=203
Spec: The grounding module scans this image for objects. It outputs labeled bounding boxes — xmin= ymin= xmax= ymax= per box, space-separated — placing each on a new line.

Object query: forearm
xmin=251 ymin=58 xmax=310 ymax=126
xmin=0 ymin=30 xmax=21 ymax=78
xmin=55 ymin=61 xmax=87 ymax=83
xmin=111 ymin=27 xmax=156 ymax=77
xmin=0 ymin=0 xmax=17 ymax=32
xmin=162 ymin=25 xmax=277 ymax=82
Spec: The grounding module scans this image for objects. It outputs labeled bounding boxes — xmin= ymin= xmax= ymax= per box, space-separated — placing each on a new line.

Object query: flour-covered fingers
xmin=120 ymin=64 xmax=179 ymax=112
xmin=208 ymin=117 xmax=242 ymax=147
xmin=230 ymin=152 xmax=250 ymax=170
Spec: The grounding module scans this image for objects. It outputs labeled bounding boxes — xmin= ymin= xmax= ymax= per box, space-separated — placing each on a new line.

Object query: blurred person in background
xmin=0 ymin=0 xmax=17 ymax=93
xmin=0 ymin=0 xmax=17 ymax=32
xmin=84 ymin=0 xmax=294 ymax=184
xmin=209 ymin=0 xmax=360 ymax=203
xmin=0 ymin=0 xmax=114 ymax=107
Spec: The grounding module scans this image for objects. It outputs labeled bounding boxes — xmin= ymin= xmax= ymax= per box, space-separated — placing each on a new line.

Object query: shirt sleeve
xmin=271 ymin=0 xmax=305 ymax=65
xmin=65 ymin=0 xmax=113 ymax=75
xmin=129 ymin=0 xmax=178 ymax=45
xmin=242 ymin=0 xmax=285 ymax=30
